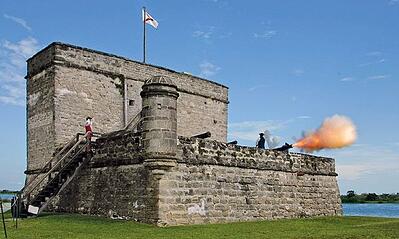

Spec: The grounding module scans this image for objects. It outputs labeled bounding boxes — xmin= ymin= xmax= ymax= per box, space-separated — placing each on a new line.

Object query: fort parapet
xmin=51 ymin=131 xmax=341 ymax=226
xmin=25 ymin=42 xmax=342 ymax=226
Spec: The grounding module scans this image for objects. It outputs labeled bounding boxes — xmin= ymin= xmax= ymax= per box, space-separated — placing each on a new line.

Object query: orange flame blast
xmin=293 ymin=115 xmax=357 ymax=152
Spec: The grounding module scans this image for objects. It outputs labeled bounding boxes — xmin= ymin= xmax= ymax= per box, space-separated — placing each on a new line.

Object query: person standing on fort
xmin=84 ymin=117 xmax=93 ymax=151
xmin=256 ymin=132 xmax=266 ymax=149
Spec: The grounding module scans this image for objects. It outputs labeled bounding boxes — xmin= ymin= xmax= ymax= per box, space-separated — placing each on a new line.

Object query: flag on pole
xmin=142 ymin=9 xmax=158 ymax=29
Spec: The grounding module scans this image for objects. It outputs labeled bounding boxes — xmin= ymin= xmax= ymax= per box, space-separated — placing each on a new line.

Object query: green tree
xmin=366 ymin=193 xmax=378 ymax=201
xmin=347 ymin=190 xmax=355 ymax=197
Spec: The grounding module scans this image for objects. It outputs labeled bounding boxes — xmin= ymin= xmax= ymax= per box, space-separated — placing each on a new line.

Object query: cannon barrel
xmin=273 ymin=143 xmax=293 ymax=152
xmin=192 ymin=131 xmax=211 ymax=139
xmin=227 ymin=140 xmax=238 ymax=145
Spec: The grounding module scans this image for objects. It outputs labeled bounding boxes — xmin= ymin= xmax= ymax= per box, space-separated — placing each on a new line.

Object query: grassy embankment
xmin=1 ymin=212 xmax=399 ymax=239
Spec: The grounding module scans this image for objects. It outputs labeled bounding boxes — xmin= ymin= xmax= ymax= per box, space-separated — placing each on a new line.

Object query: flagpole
xmin=143 ymin=6 xmax=146 ymax=63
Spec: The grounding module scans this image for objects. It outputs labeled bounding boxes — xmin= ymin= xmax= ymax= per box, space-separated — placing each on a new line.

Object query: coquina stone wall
xmin=26 ymin=42 xmax=228 ymax=174
xmin=157 ymin=137 xmax=342 ymax=225
xmin=49 ymin=130 xmax=159 ymax=224
xmin=50 ymin=133 xmax=341 ymax=226
xmin=26 ymin=46 xmax=56 ymax=171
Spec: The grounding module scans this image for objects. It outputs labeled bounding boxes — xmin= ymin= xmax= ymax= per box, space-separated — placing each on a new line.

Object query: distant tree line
xmin=341 ymin=190 xmax=399 ymax=203
xmin=0 ymin=189 xmax=20 ymax=194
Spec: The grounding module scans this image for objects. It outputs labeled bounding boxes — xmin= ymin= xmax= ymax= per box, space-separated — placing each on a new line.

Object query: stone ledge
xmin=177 ymin=136 xmax=337 ymax=176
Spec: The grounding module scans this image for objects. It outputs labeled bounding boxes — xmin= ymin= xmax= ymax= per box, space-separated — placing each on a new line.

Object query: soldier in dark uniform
xmin=256 ymin=132 xmax=266 ymax=149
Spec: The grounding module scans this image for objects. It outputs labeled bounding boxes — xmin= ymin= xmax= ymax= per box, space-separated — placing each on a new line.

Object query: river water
xmin=343 ymin=203 xmax=399 ymax=218
xmin=0 ymin=194 xmax=14 ymax=212
xmin=0 ymin=194 xmax=15 ymax=201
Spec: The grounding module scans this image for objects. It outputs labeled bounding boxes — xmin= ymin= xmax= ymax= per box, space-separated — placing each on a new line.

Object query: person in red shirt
xmin=85 ymin=117 xmax=93 ymax=152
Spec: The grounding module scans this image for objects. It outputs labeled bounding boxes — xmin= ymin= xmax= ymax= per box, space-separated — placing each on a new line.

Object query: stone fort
xmin=23 ymin=42 xmax=341 ymax=226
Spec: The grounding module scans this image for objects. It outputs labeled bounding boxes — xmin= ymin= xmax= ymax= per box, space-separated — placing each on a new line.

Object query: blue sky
xmin=0 ymin=0 xmax=398 ymax=194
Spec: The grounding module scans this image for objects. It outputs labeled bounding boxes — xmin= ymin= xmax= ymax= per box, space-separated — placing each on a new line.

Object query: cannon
xmin=227 ymin=140 xmax=238 ymax=145
xmin=273 ymin=143 xmax=293 ymax=152
xmin=192 ymin=131 xmax=211 ymax=139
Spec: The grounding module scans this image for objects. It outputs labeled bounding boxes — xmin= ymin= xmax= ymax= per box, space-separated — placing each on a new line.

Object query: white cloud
xmin=193 ymin=30 xmax=212 ymax=39
xmin=358 ymin=59 xmax=386 ymax=67
xmin=389 ymin=0 xmax=399 ymax=5
xmin=368 ymin=75 xmax=390 ymax=80
xmin=254 ymin=30 xmax=277 ymax=39
xmin=253 ymin=18 xmax=277 ymax=40
xmin=366 ymin=51 xmax=382 ymax=56
xmin=202 ymin=0 xmax=229 ymax=8
xmin=3 ymin=14 xmax=31 ymax=31
xmin=338 ymin=164 xmax=397 ymax=181
xmin=338 ymin=161 xmax=399 ymax=182
xmin=3 ymin=37 xmax=39 ymax=68
xmin=228 ymin=120 xmax=287 ymax=142
xmin=219 ymin=32 xmax=232 ymax=39
xmin=193 ymin=26 xmax=232 ymax=41
xmin=4 ymin=37 xmax=38 ymax=56
xmin=340 ymin=77 xmax=355 ymax=82
xmin=0 ymin=84 xmax=25 ymax=106
xmin=333 ymin=146 xmax=399 ymax=181
xmin=248 ymin=84 xmax=268 ymax=92
xmin=292 ymin=69 xmax=304 ymax=77
xmin=297 ymin=115 xmax=311 ymax=119
xmin=0 ymin=67 xmax=25 ymax=83
xmin=193 ymin=26 xmax=215 ymax=41
xmin=359 ymin=51 xmax=386 ymax=67
xmin=351 ymin=143 xmax=368 ymax=147
xmin=199 ymin=61 xmax=220 ymax=77
xmin=0 ymin=37 xmax=40 ymax=106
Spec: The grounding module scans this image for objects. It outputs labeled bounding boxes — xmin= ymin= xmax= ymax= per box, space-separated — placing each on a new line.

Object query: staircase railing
xmin=36 ymin=140 xmax=91 ymax=214
xmin=21 ymin=134 xmax=78 ymax=195
xmin=123 ymin=109 xmax=143 ymax=131
xmin=22 ymin=132 xmax=100 ymax=202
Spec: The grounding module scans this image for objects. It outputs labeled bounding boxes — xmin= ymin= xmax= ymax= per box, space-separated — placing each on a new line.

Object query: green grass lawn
xmin=1 ymin=213 xmax=399 ymax=239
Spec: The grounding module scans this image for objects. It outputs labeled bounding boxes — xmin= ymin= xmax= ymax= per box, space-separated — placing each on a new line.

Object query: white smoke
xmin=264 ymin=130 xmax=280 ymax=149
